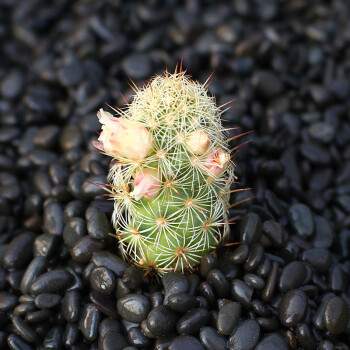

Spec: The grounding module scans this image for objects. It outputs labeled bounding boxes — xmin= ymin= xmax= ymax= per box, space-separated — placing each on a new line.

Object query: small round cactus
xmin=94 ymin=68 xmax=236 ymax=275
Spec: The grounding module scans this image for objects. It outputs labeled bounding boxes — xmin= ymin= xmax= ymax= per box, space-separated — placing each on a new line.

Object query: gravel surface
xmin=1 ymin=0 xmax=350 ymax=349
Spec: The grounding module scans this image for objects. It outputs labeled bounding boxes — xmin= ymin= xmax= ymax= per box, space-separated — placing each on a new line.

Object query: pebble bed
xmin=0 ymin=0 xmax=350 ymax=349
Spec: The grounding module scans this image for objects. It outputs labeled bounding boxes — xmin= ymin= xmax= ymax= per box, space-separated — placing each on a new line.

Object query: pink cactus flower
xmin=186 ymin=130 xmax=210 ymax=155
xmin=130 ymin=168 xmax=161 ymax=200
xmin=93 ymin=109 xmax=153 ymax=161
xmin=203 ymin=148 xmax=230 ymax=177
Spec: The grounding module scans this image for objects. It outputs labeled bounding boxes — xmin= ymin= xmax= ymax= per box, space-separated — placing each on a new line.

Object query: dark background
xmin=0 ymin=0 xmax=350 ymax=349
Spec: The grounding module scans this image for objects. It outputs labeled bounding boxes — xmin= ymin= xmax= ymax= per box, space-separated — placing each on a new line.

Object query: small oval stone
xmin=12 ymin=316 xmax=38 ymax=343
xmin=323 ymin=296 xmax=349 ymax=334
xmin=199 ymin=327 xmax=227 ymax=350
xmin=127 ymin=327 xmax=151 ymax=348
xmin=29 ymin=268 xmax=73 ymax=295
xmin=231 ymin=279 xmax=253 ymax=309
xmin=70 ymin=236 xmax=104 ymax=263
xmin=63 ymin=217 xmax=87 ymax=248
xmin=169 ymin=335 xmax=205 ymax=350
xmin=90 ymin=266 xmax=115 ymax=295
xmin=34 ymin=293 xmax=61 ymax=309
xmin=301 ymin=248 xmax=332 ymax=273
xmin=168 ymin=293 xmax=197 ymax=313
xmin=177 ymin=308 xmax=210 ymax=335
xmin=240 ymin=213 xmax=262 ymax=245
xmin=79 ymin=303 xmax=101 ymax=342
xmin=255 ymin=333 xmax=289 ymax=350
xmin=207 ymin=269 xmax=230 ymax=298
xmin=87 ymin=209 xmax=109 ymax=240
xmin=243 ymin=273 xmax=265 ymax=290
xmin=217 ymin=301 xmax=241 ymax=336
xmin=279 ymin=261 xmax=307 ymax=293
xmin=62 ymin=290 xmax=81 ymax=322
xmin=92 ymin=251 xmax=128 ymax=277
xmin=117 ymin=294 xmax=151 ymax=323
xmin=229 ymin=319 xmax=260 ymax=350
xmin=162 ymin=272 xmax=189 ymax=304
xmin=3 ymin=231 xmax=36 ymax=269
xmin=288 ymin=203 xmax=314 ymax=238
xmin=278 ymin=289 xmax=307 ymax=327
xmin=147 ymin=305 xmax=178 ymax=337
xmin=0 ymin=292 xmax=18 ymax=312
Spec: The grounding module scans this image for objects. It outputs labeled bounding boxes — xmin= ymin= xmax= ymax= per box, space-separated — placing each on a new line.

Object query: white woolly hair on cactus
xmin=93 ymin=66 xmax=245 ymax=275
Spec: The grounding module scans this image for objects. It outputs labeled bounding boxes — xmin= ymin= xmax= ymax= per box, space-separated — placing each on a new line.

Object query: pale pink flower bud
xmin=203 ymin=148 xmax=230 ymax=177
xmin=186 ymin=131 xmax=210 ymax=155
xmin=93 ymin=109 xmax=153 ymax=161
xmin=130 ymin=168 xmax=161 ymax=200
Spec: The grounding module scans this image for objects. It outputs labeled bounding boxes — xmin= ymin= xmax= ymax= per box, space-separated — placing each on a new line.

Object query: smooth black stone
xmin=99 ymin=317 xmax=123 ymax=338
xmin=34 ymin=293 xmax=61 ymax=309
xmin=13 ymin=302 xmax=36 ymax=317
xmin=33 ymin=171 xmax=52 ymax=198
xmin=89 ymin=290 xmax=119 ymax=318
xmin=308 ymin=122 xmax=335 ymax=143
xmin=329 ymin=265 xmax=348 ymax=292
xmin=318 ymin=340 xmax=335 ymax=350
xmin=150 ymin=292 xmax=164 ymax=308
xmin=63 ymin=217 xmax=87 ymax=248
xmin=258 ymin=160 xmax=284 ymax=177
xmin=229 ymin=319 xmax=260 ymax=350
xmin=217 ymin=301 xmax=241 ymax=336
xmin=255 ymin=333 xmax=288 ymax=350
xmin=177 ymin=308 xmax=210 ymax=335
xmin=7 ymin=270 xmax=24 ymax=291
xmin=29 ymin=268 xmax=73 ymax=295
xmin=251 ymin=299 xmax=270 ymax=317
xmin=252 ymin=70 xmax=283 ymax=98
xmin=91 ymin=251 xmax=128 ymax=277
xmin=313 ymin=216 xmax=333 ymax=248
xmin=163 ymin=272 xmax=189 ymax=305
xmin=33 ymin=233 xmax=59 ymax=258
xmin=59 ymin=61 xmax=84 ymax=87
xmin=81 ymin=175 xmax=106 ymax=198
xmin=301 ymin=248 xmax=332 ymax=273
xmin=49 ymin=163 xmax=69 ymax=186
xmin=288 ymin=203 xmax=314 ymax=238
xmin=43 ymin=326 xmax=63 ymax=350
xmin=122 ymin=54 xmax=152 ymax=80
xmin=243 ymin=243 xmax=264 ymax=271
xmin=12 ymin=316 xmax=38 ymax=343
xmin=228 ymin=244 xmax=249 ymax=264
xmin=169 ymin=335 xmax=205 ymax=350
xmin=262 ymin=220 xmax=286 ymax=248
xmin=60 ymin=125 xmax=83 ymax=151
xmin=79 ymin=303 xmax=101 ymax=342
xmin=122 ymin=267 xmax=143 ymax=290
xmin=295 ymin=323 xmax=315 ymax=350
xmin=68 ymin=170 xmax=89 ymax=200
xmin=29 ymin=149 xmax=58 ymax=166
xmin=62 ymin=290 xmax=81 ymax=323
xmin=3 ymin=231 xmax=36 ymax=269
xmin=168 ymin=293 xmax=197 ymax=313
xmin=141 ymin=319 xmax=157 ymax=339
xmin=207 ymin=269 xmax=230 ymax=298
xmin=128 ymin=327 xmax=151 ymax=348
xmin=7 ymin=333 xmax=34 ymax=350
xmin=300 ymin=142 xmax=331 ymax=165
xmin=43 ymin=201 xmax=64 ymax=236
xmin=0 ymin=292 xmax=18 ymax=312
xmin=199 ymin=281 xmax=216 ymax=307
xmin=199 ymin=327 xmax=227 ymax=350
xmin=278 ymin=289 xmax=307 ymax=327
xmin=200 ymin=253 xmax=217 ymax=278
xmin=70 ymin=236 xmax=104 ymax=263
xmin=243 ymin=273 xmax=265 ymax=290
xmin=117 ymin=294 xmax=151 ymax=323
xmin=32 ymin=125 xmax=60 ymax=149
xmin=1 ymin=70 xmax=24 ymax=99
xmin=279 ymin=261 xmax=307 ymax=293
xmin=262 ymin=261 xmax=279 ymax=302
xmin=87 ymin=209 xmax=109 ymax=240
xmin=231 ymin=279 xmax=253 ymax=309
xmin=240 ymin=213 xmax=262 ymax=245
xmin=63 ymin=201 xmax=86 ymax=222
xmin=256 ymin=317 xmax=279 ymax=332
xmin=90 ymin=266 xmax=115 ymax=295
xmin=147 ymin=305 xmax=178 ymax=337
xmin=64 ymin=323 xmax=79 ymax=347
xmin=323 ymin=296 xmax=349 ymax=335
xmin=20 ymin=256 xmax=48 ymax=294
xmin=99 ymin=331 xmax=129 ymax=350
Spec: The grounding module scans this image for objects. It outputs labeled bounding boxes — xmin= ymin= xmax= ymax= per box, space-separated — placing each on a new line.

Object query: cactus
xmin=93 ymin=68 xmax=236 ymax=275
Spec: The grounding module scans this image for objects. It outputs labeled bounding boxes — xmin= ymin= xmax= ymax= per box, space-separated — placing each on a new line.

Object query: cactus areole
xmin=94 ymin=69 xmax=236 ymax=275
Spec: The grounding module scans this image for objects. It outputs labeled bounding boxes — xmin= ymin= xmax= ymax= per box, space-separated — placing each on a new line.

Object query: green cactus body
xmin=95 ymin=70 xmax=235 ymax=275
